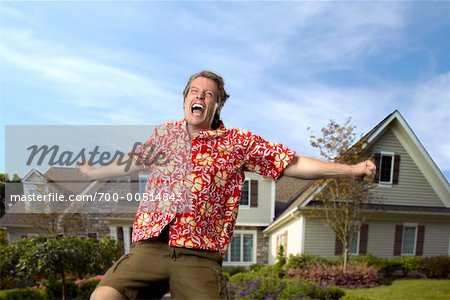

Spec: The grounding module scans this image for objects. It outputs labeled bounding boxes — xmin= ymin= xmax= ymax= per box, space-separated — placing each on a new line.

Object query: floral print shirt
xmin=131 ymin=120 xmax=295 ymax=255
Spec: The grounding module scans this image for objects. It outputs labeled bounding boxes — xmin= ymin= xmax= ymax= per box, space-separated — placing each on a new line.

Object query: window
xmin=402 ymin=225 xmax=417 ymax=255
xmin=277 ymin=231 xmax=288 ymax=256
xmin=394 ymin=224 xmax=424 ymax=256
xmin=349 ymin=230 xmax=360 ymax=255
xmin=335 ymin=224 xmax=368 ymax=256
xmin=224 ymin=231 xmax=256 ymax=264
xmin=28 ymin=188 xmax=41 ymax=196
xmin=139 ymin=175 xmax=147 ymax=195
xmin=374 ymin=152 xmax=401 ymax=185
xmin=240 ymin=180 xmax=250 ymax=206
xmin=379 ymin=153 xmax=394 ymax=183
xmin=87 ymin=232 xmax=98 ymax=239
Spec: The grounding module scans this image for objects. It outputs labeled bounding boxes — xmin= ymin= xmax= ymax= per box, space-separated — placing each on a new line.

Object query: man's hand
xmin=76 ymin=162 xmax=97 ymax=180
xmin=351 ymin=160 xmax=376 ymax=182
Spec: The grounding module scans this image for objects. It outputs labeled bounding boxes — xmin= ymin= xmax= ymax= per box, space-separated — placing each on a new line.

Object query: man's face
xmin=184 ymin=76 xmax=220 ymax=131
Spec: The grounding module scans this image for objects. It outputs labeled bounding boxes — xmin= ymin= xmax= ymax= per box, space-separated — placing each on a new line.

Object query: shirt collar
xmin=180 ymin=119 xmax=227 ymax=138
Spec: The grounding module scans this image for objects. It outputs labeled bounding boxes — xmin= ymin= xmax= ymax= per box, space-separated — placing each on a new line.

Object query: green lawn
xmin=343 ymin=279 xmax=450 ymax=300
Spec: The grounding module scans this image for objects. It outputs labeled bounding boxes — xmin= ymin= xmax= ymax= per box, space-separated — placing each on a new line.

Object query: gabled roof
xmin=265 ymin=110 xmax=450 ymax=233
xmin=44 ymin=167 xmax=93 ymax=196
xmin=22 ymin=169 xmax=46 ymax=183
xmin=366 ymin=110 xmax=449 ymax=206
xmin=274 ymin=176 xmax=312 ymax=218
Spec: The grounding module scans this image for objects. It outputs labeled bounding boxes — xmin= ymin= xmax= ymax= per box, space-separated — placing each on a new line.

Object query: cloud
xmin=0 ymin=28 xmax=180 ymax=125
xmin=406 ymin=73 xmax=450 ymax=171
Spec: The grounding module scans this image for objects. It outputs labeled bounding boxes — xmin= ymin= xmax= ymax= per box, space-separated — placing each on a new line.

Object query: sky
xmin=0 ymin=1 xmax=449 ymax=182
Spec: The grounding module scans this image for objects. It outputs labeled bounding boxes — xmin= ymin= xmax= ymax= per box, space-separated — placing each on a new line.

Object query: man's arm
xmin=77 ymin=154 xmax=141 ymax=180
xmin=283 ymin=156 xmax=376 ymax=181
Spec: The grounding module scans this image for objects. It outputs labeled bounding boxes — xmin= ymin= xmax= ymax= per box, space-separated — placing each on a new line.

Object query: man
xmin=81 ymin=71 xmax=376 ymax=300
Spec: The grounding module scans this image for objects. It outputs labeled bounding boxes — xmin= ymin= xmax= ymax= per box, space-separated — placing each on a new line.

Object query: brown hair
xmin=183 ymin=71 xmax=230 ymax=129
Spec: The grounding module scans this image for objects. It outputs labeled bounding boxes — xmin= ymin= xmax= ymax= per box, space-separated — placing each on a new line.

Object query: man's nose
xmin=196 ymin=91 xmax=205 ymax=100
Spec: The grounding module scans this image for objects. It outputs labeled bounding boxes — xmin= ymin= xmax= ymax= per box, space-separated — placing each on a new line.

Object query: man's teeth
xmin=192 ymin=104 xmax=204 ymax=112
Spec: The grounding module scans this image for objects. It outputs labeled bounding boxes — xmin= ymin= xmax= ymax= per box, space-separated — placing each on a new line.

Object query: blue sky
xmin=1 ymin=1 xmax=449 ymax=181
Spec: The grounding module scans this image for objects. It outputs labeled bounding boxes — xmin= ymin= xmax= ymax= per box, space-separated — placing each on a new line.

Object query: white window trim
xmin=448 ymin=232 xmax=450 ymax=256
xmin=401 ymin=223 xmax=418 ymax=256
xmin=349 ymin=229 xmax=360 ymax=256
xmin=138 ymin=174 xmax=147 ymax=195
xmin=379 ymin=151 xmax=395 ymax=185
xmin=239 ymin=179 xmax=251 ymax=209
xmin=223 ymin=230 xmax=257 ymax=266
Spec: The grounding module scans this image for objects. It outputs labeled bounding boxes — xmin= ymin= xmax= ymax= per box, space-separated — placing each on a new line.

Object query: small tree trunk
xmin=61 ymin=271 xmax=66 ymax=300
xmin=343 ymin=247 xmax=349 ymax=274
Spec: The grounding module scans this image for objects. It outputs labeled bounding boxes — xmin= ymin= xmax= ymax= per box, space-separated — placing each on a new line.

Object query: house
xmin=1 ymin=167 xmax=276 ymax=266
xmin=104 ymin=171 xmax=275 ymax=266
xmin=0 ymin=167 xmax=123 ymax=241
xmin=264 ymin=110 xmax=450 ymax=264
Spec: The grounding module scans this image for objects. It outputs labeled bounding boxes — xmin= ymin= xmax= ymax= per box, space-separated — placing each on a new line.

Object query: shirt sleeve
xmin=132 ymin=128 xmax=158 ymax=172
xmin=244 ymin=132 xmax=296 ymax=180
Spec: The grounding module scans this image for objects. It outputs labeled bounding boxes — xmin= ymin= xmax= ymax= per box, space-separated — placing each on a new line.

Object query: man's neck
xmin=187 ymin=124 xmax=210 ymax=139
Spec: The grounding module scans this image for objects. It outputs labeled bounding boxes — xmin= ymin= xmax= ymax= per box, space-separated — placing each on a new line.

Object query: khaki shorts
xmin=97 ymin=239 xmax=227 ymax=300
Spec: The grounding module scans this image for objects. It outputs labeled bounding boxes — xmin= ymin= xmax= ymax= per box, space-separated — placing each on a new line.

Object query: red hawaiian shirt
xmin=131 ymin=120 xmax=295 ymax=255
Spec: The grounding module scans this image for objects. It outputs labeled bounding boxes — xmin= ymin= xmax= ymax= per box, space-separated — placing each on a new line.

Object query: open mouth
xmin=191 ymin=103 xmax=205 ymax=117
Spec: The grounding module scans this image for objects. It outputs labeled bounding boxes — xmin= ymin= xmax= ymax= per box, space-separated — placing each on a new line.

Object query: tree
xmin=309 ymin=118 xmax=374 ymax=273
xmin=3 ymin=236 xmax=121 ymax=297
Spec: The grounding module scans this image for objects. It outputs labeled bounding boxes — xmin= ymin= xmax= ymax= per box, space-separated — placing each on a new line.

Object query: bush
xmin=0 ymin=236 xmax=120 ymax=290
xmin=229 ymin=265 xmax=344 ymax=299
xmin=45 ymin=279 xmax=78 ymax=300
xmin=285 ymin=253 xmax=334 ymax=269
xmin=421 ymin=256 xmax=450 ymax=279
xmin=288 ymin=262 xmax=384 ymax=288
xmin=0 ymin=288 xmax=46 ymax=300
xmin=76 ymin=279 xmax=100 ymax=300
xmin=222 ymin=266 xmax=248 ymax=277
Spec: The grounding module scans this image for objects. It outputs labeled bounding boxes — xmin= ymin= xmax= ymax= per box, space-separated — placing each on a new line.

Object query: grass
xmin=343 ymin=279 xmax=450 ymax=300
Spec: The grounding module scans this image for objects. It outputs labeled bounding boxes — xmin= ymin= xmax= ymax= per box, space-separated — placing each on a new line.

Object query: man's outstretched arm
xmin=77 ymin=154 xmax=141 ymax=180
xmin=283 ymin=156 xmax=376 ymax=181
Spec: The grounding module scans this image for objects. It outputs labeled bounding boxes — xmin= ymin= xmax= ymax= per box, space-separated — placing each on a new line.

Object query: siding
xmin=366 ymin=220 xmax=398 ymax=258
xmin=303 ymin=218 xmax=335 ymax=258
xmin=236 ymin=172 xmax=273 ymax=224
xmin=268 ymin=216 xmax=304 ymax=264
xmin=301 ymin=218 xmax=450 ymax=259
xmin=371 ymin=128 xmax=442 ymax=207
xmin=423 ymin=223 xmax=450 ymax=256
xmin=368 ymin=220 xmax=450 ymax=258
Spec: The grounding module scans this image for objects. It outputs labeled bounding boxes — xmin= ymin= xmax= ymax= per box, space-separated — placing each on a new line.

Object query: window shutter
xmin=393 ymin=155 xmax=401 ymax=185
xmin=394 ymin=225 xmax=403 ymax=256
xmin=250 ymin=180 xmax=258 ymax=208
xmin=335 ymin=235 xmax=343 ymax=255
xmin=373 ymin=153 xmax=381 ymax=183
xmin=416 ymin=225 xmax=425 ymax=256
xmin=283 ymin=231 xmax=288 ymax=256
xmin=130 ymin=173 xmax=139 ymax=194
xmin=359 ymin=224 xmax=369 ymax=255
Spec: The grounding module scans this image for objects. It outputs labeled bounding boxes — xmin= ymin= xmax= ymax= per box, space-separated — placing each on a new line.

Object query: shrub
xmin=421 ymin=256 xmax=450 ymax=279
xmin=222 ymin=266 xmax=248 ymax=277
xmin=229 ymin=265 xmax=345 ymax=299
xmin=285 ymin=253 xmax=334 ymax=269
xmin=44 ymin=279 xmax=78 ymax=300
xmin=397 ymin=256 xmax=423 ymax=276
xmin=76 ymin=279 xmax=101 ymax=300
xmin=288 ymin=262 xmax=384 ymax=288
xmin=0 ymin=288 xmax=46 ymax=300
xmin=0 ymin=236 xmax=120 ymax=290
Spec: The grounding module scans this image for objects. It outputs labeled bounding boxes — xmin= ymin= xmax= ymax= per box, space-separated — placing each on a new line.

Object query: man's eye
xmin=206 ymin=92 xmax=214 ymax=97
xmin=190 ymin=89 xmax=198 ymax=94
